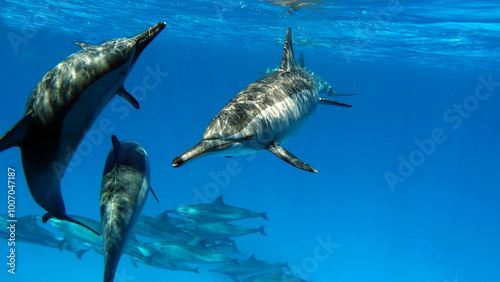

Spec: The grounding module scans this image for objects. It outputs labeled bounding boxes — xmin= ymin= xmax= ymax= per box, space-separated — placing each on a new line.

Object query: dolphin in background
xmin=100 ymin=135 xmax=154 ymax=282
xmin=172 ymin=28 xmax=354 ymax=172
xmin=172 ymin=195 xmax=268 ymax=223
xmin=0 ymin=22 xmax=166 ymax=234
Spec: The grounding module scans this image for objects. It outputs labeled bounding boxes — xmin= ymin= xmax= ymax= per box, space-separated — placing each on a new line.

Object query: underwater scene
xmin=0 ymin=1 xmax=499 ymax=281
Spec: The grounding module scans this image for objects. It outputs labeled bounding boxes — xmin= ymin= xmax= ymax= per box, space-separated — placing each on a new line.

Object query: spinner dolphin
xmin=100 ymin=135 xmax=155 ymax=282
xmin=172 ymin=28 xmax=353 ymax=172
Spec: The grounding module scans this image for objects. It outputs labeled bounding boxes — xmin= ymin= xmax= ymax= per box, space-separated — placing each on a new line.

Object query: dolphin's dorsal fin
xmin=213 ymin=195 xmax=224 ymax=205
xmin=247 ymin=254 xmax=257 ymax=261
xmin=0 ymin=111 xmax=32 ymax=152
xmin=74 ymin=41 xmax=93 ymax=49
xmin=297 ymin=53 xmax=306 ymax=68
xmin=280 ymin=28 xmax=297 ymax=71
xmin=188 ymin=236 xmax=204 ymax=247
xmin=118 ymin=87 xmax=140 ymax=109
xmin=111 ymin=135 xmax=125 ymax=165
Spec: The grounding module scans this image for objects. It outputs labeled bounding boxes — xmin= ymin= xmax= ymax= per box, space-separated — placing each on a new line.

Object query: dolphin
xmin=0 ymin=22 xmax=166 ymax=233
xmin=149 ymin=238 xmax=236 ymax=264
xmin=134 ymin=214 xmax=194 ymax=242
xmin=143 ymin=254 xmax=200 ymax=273
xmin=172 ymin=195 xmax=268 ymax=223
xmin=260 ymin=53 xmax=357 ymax=99
xmin=210 ymin=254 xmax=288 ymax=281
xmin=45 ymin=215 xmax=103 ymax=254
xmin=172 ymin=28 xmax=353 ymax=172
xmin=100 ymin=135 xmax=153 ymax=282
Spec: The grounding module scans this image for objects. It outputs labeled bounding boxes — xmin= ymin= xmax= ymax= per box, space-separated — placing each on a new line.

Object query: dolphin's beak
xmin=172 ymin=139 xmax=237 ymax=168
xmin=134 ymin=22 xmax=166 ymax=55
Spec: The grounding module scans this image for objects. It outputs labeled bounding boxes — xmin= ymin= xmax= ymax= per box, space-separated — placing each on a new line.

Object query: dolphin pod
xmin=172 ymin=28 xmax=353 ymax=173
xmin=0 ymin=24 xmax=352 ymax=281
xmin=0 ymin=194 xmax=304 ymax=280
xmin=0 ymin=22 xmax=166 ymax=235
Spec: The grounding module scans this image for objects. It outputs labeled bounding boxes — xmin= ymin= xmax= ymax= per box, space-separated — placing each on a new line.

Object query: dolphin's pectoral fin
xmin=149 ymin=186 xmax=160 ymax=203
xmin=74 ymin=41 xmax=94 ymax=49
xmin=0 ymin=111 xmax=32 ymax=152
xmin=267 ymin=143 xmax=318 ymax=173
xmin=319 ymin=98 xmax=352 ymax=108
xmin=118 ymin=87 xmax=140 ymax=109
xmin=65 ymin=216 xmax=101 ymax=236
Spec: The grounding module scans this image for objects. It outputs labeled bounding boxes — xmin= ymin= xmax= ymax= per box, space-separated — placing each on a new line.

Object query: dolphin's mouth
xmin=134 ymin=22 xmax=166 ymax=55
xmin=172 ymin=139 xmax=237 ymax=168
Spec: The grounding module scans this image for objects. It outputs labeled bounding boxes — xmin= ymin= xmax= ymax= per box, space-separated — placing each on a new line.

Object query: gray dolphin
xmin=142 ymin=254 xmax=200 ymax=273
xmin=210 ymin=254 xmax=287 ymax=281
xmin=172 ymin=195 xmax=268 ymax=223
xmin=0 ymin=22 xmax=166 ymax=233
xmin=134 ymin=214 xmax=194 ymax=242
xmin=149 ymin=239 xmax=235 ymax=264
xmin=45 ymin=215 xmax=103 ymax=254
xmin=100 ymin=135 xmax=153 ymax=282
xmin=172 ymin=28 xmax=353 ymax=172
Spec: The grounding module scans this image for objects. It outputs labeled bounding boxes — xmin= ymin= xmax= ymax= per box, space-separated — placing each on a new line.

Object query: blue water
xmin=1 ymin=1 xmax=500 ymax=281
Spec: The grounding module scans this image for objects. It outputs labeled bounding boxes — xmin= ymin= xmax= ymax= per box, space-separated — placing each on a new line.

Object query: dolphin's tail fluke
xmin=258 ymin=225 xmax=266 ymax=236
xmin=42 ymin=213 xmax=101 ymax=236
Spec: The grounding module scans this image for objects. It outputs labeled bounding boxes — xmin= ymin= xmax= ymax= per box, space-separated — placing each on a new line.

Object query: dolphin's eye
xmin=245 ymin=135 xmax=253 ymax=140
